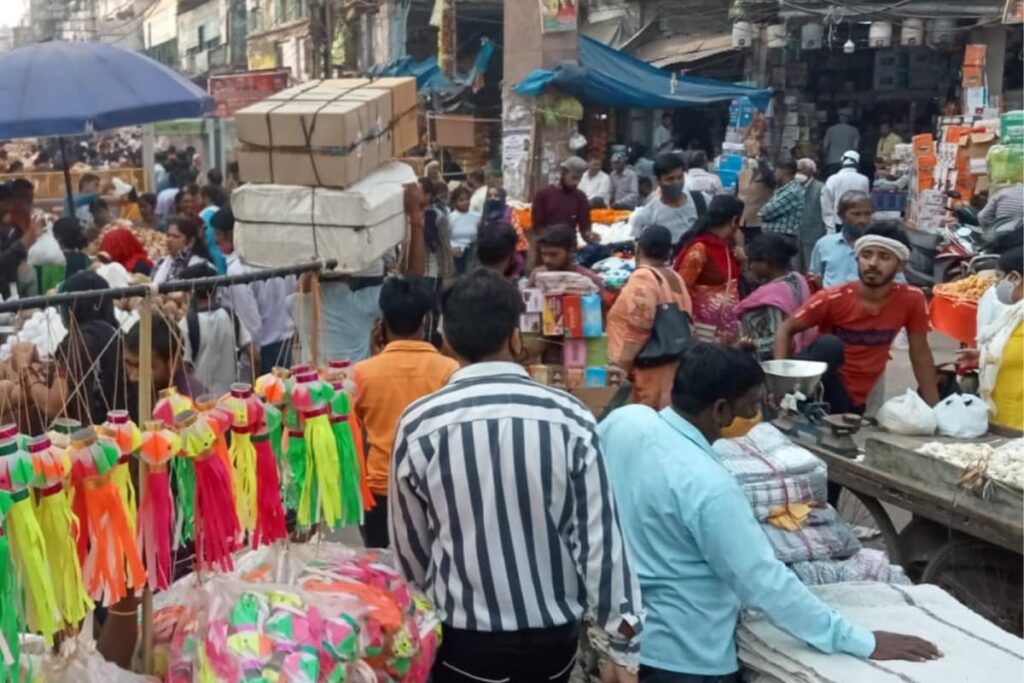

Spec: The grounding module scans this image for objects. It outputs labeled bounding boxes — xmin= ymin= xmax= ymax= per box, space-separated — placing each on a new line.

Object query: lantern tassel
xmin=193 ymin=454 xmax=240 ymax=573
xmin=34 ymin=485 xmax=93 ymax=627
xmin=252 ymin=435 xmax=287 ymax=547
xmin=230 ymin=431 xmax=259 ymax=537
xmin=82 ymin=476 xmax=146 ymax=605
xmin=303 ymin=412 xmax=341 ymax=529
xmin=7 ymin=494 xmax=60 ymax=645
xmin=137 ymin=469 xmax=173 ymax=591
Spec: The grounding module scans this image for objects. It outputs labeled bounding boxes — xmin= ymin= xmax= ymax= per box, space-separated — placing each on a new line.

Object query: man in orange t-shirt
xmin=774 ymin=222 xmax=939 ymax=413
xmin=353 ymin=277 xmax=459 ymax=548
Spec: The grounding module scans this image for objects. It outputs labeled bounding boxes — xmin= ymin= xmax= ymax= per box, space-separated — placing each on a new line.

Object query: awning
xmin=514 ymin=35 xmax=771 ymax=110
xmin=632 ymin=33 xmax=735 ymax=68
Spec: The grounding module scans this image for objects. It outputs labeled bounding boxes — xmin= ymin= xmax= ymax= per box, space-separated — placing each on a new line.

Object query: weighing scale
xmin=761 ymin=360 xmax=864 ymax=457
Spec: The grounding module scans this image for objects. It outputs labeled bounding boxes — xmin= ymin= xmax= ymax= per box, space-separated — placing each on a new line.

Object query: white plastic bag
xmin=877 ymin=389 xmax=937 ymax=436
xmin=935 ymin=393 xmax=989 ymax=439
xmin=26 ymin=227 xmax=66 ymax=267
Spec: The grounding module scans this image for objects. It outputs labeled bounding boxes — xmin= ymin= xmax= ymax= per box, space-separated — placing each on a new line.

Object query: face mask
xmin=996 ymin=276 xmax=1018 ymax=306
xmin=661 ymin=182 xmax=685 ymax=199
xmin=842 ymin=221 xmax=865 ymax=240
xmin=721 ymin=410 xmax=763 ymax=438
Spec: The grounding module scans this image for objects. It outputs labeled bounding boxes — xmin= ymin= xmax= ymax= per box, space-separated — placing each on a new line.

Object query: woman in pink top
xmin=607 ymin=225 xmax=692 ymax=409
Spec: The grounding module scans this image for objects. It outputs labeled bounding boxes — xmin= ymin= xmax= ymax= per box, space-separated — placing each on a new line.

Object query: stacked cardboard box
xmin=235 ymin=78 xmax=418 ymax=188
xmin=231 ymin=77 xmax=421 ymax=272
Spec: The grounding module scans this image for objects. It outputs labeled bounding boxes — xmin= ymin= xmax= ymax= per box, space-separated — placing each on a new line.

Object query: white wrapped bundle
xmin=739 ymin=582 xmax=1023 ymax=683
xmin=233 ymin=161 xmax=416 ymax=273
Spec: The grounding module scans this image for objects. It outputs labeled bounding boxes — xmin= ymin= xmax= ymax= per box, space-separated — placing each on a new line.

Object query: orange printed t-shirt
xmin=792 ymin=282 xmax=929 ymax=406
xmin=353 ymin=340 xmax=459 ymax=495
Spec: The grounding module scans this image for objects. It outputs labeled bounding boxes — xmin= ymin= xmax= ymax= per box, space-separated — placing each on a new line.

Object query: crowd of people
xmin=0 ymin=121 xmax=1021 ymax=681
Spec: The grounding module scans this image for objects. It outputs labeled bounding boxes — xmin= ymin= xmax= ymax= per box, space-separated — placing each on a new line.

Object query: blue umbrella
xmin=0 ymin=41 xmax=214 ymax=214
xmin=0 ymin=41 xmax=214 ymax=138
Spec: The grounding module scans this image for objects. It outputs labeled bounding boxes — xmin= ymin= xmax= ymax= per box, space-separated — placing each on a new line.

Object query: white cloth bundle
xmin=739 ymin=582 xmax=1024 ymax=683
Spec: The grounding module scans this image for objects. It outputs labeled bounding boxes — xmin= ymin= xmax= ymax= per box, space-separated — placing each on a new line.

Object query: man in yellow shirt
xmin=875 ymin=121 xmax=903 ymax=169
xmin=353 ymin=277 xmax=459 ymax=547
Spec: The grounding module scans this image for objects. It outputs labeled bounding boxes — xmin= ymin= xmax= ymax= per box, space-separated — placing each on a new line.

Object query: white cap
xmin=841 ymin=150 xmax=860 ymax=166
xmin=561 ymin=156 xmax=587 ymax=173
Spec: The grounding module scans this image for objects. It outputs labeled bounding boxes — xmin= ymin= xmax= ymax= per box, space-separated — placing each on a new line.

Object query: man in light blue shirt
xmin=810 ymin=190 xmax=905 ymax=289
xmin=598 ymin=343 xmax=939 ymax=682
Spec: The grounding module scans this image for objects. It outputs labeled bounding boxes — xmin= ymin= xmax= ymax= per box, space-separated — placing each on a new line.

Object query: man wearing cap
xmin=822 ymin=109 xmax=860 ymax=175
xmin=531 ymin=155 xmax=596 ymax=243
xmin=609 ymin=152 xmax=640 ymax=209
xmin=821 ymin=151 xmax=870 ymax=231
xmin=774 ymin=221 xmax=939 ymax=415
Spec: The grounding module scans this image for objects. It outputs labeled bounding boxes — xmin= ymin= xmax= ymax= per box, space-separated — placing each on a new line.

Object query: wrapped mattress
xmin=233 ymin=160 xmax=416 ymax=272
xmin=739 ymin=582 xmax=1024 ymax=683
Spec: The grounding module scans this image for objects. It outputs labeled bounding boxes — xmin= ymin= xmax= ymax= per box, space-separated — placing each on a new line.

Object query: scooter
xmin=905 ymin=223 xmax=975 ymax=292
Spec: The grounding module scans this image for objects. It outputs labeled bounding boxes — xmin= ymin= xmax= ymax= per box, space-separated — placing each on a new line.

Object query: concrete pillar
xmin=501 ymin=0 xmax=579 ymax=202
xmin=969 ymin=25 xmax=1007 ymax=101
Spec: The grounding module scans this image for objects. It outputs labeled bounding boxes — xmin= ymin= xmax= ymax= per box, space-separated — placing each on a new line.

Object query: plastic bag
xmin=877 ymin=389 xmax=937 ymax=436
xmin=935 ymin=393 xmax=989 ymax=439
xmin=26 ymin=228 xmax=66 ymax=267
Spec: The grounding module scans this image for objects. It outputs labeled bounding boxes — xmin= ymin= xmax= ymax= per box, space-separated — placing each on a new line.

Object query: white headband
xmin=854 ymin=235 xmax=910 ymax=263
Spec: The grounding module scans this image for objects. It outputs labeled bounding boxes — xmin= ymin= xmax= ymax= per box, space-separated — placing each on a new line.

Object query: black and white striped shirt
xmin=389 ymin=362 xmax=643 ymax=665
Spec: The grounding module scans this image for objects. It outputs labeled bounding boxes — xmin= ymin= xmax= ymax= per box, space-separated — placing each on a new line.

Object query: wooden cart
xmin=797 ymin=427 xmax=1023 ymax=635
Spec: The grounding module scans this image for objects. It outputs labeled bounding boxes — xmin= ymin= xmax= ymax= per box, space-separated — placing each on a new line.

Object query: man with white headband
xmin=773 ymin=221 xmax=939 ymax=414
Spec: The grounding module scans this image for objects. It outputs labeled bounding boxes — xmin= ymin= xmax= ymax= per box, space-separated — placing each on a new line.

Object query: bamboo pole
xmin=137 ymin=294 xmax=154 ymax=674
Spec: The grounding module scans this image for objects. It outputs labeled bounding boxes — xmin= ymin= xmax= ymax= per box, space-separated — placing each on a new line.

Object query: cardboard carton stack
xmin=231 ymin=78 xmax=421 ymax=271
xmin=235 ymin=78 xmax=418 ymax=187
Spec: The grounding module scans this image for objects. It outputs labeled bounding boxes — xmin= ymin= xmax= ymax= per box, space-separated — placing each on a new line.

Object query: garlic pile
xmin=918 ymin=439 xmax=1024 ymax=490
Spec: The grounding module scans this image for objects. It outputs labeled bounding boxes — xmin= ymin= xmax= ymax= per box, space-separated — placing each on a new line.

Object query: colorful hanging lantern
xmin=256 ymin=367 xmax=292 ymax=505
xmin=291 ymin=369 xmax=342 ymax=530
xmin=326 ymin=382 xmax=363 ymax=527
xmin=219 ymin=384 xmax=265 ymax=539
xmin=99 ymin=410 xmax=142 ymax=536
xmin=153 ymin=387 xmax=194 ymax=427
xmin=0 ymin=489 xmax=18 ymax=683
xmin=138 ymin=422 xmax=181 ymax=591
xmin=176 ymin=410 xmax=240 ymax=573
xmin=30 ymin=434 xmax=93 ymax=628
xmin=69 ymin=427 xmax=146 ymax=605
xmin=251 ymin=408 xmax=287 ymax=549
xmin=0 ymin=433 xmax=60 ymax=645
xmin=48 ymin=417 xmax=87 ymax=565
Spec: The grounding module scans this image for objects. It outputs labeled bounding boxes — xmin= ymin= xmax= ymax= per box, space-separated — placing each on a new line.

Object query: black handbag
xmin=634 ymin=267 xmax=693 ymax=368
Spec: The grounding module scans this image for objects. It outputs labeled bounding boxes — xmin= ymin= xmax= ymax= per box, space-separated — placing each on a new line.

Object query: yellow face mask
xmin=721 ymin=411 xmax=763 ymax=439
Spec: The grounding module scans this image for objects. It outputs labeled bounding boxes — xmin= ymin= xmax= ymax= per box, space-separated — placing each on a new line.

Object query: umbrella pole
xmin=58 ymin=136 xmax=74 ymax=216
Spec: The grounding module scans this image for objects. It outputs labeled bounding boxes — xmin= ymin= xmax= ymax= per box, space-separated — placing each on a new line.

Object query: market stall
xmin=770 ymin=404 xmax=1023 ymax=635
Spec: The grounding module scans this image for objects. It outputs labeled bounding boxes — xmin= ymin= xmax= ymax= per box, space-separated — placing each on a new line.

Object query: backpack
xmin=689 ymin=190 xmax=708 ymax=218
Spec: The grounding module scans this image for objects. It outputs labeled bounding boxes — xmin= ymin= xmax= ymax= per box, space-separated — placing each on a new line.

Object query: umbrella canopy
xmin=0 ymin=41 xmax=214 ymax=139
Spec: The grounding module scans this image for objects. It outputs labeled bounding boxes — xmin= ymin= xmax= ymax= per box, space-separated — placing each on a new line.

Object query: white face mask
xmin=996 ymin=275 xmax=1019 ymax=306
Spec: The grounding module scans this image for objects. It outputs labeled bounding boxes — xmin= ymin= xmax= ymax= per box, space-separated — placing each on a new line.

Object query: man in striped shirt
xmin=389 ymin=269 xmax=643 ymax=683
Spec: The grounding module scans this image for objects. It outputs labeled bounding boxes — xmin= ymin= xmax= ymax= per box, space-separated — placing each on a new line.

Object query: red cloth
xmin=531 ymin=184 xmax=592 ymax=236
xmin=99 ymin=227 xmax=153 ymax=273
xmin=792 ymin=282 xmax=930 ymax=405
xmin=674 ymin=232 xmax=739 ymax=285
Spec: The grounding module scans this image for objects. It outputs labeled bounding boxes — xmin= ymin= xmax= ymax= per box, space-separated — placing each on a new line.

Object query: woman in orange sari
xmin=607 ymin=225 xmax=692 ymax=409
xmin=673 ymin=194 xmax=745 ymax=344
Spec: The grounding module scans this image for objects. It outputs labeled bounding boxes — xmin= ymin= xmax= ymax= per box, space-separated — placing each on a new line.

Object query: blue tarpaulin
xmin=368 ymin=38 xmax=496 ymax=94
xmin=515 ymin=35 xmax=771 ymax=110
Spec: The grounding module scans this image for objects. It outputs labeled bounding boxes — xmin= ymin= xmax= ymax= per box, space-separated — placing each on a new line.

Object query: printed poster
xmin=540 ymin=0 xmax=577 ymax=33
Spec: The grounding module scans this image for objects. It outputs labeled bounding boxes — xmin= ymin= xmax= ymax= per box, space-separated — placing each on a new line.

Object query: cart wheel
xmin=834 ymin=488 xmax=903 ymax=566
xmin=920 ymin=540 xmax=1023 ymax=636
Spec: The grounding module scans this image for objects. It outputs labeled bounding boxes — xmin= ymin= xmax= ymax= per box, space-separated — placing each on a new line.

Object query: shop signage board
xmin=540 ymin=0 xmax=577 ymax=33
xmin=1004 ymin=0 xmax=1023 ymax=24
xmin=209 ymin=69 xmax=291 ymax=118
